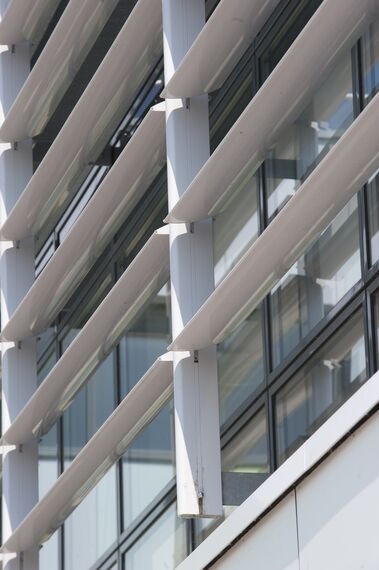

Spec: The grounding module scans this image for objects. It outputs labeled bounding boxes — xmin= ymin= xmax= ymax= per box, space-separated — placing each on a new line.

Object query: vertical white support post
xmin=162 ymin=0 xmax=223 ymax=517
xmin=0 ymin=4 xmax=39 ymax=567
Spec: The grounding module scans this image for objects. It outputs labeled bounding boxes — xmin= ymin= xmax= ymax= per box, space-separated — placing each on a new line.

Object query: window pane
xmin=209 ymin=54 xmax=253 ymax=153
xmin=120 ymin=285 xmax=170 ymax=398
xmin=222 ymin=407 xmax=269 ymax=474
xmin=362 ymin=19 xmax=379 ymax=106
xmin=270 ymin=196 xmax=360 ymax=368
xmin=213 ymin=170 xmax=259 ymax=285
xmin=40 ymin=531 xmax=59 ymax=570
xmin=122 ymin=402 xmax=175 ymax=531
xmin=367 ymin=172 xmax=379 ymax=266
xmin=64 ymin=467 xmax=117 ymax=570
xmin=217 ymin=306 xmax=264 ymax=425
xmin=123 ymin=503 xmax=187 ymax=570
xmin=265 ymin=51 xmax=354 ymax=221
xmin=275 ymin=309 xmax=366 ymax=465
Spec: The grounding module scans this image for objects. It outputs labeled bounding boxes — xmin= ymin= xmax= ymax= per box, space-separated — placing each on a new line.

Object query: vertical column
xmin=0 ymin=4 xmax=39 ymax=567
xmin=162 ymin=0 xmax=223 ymax=517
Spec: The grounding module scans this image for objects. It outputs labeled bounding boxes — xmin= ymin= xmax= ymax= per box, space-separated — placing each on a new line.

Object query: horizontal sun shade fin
xmin=1 ymin=354 xmax=176 ymax=554
xmin=0 ymin=106 xmax=166 ymax=342
xmin=0 ymin=0 xmax=120 ymax=142
xmin=163 ymin=0 xmax=280 ymax=98
xmin=166 ymin=0 xmax=379 ymax=224
xmin=0 ymin=0 xmax=60 ymax=45
xmin=1 ymin=228 xmax=170 ymax=446
xmin=0 ymin=0 xmax=162 ymax=241
xmin=169 ymin=91 xmax=379 ymax=350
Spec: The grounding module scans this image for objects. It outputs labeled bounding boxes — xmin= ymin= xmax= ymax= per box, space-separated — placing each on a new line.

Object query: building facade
xmin=1 ymin=0 xmax=379 ymax=568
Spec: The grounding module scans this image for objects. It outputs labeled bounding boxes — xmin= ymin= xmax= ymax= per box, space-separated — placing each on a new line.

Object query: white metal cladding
xmin=0 ymin=0 xmax=119 ymax=142
xmin=0 ymin=0 xmax=162 ymax=242
xmin=1 ymin=354 xmax=176 ymax=554
xmin=169 ymin=90 xmax=379 ymax=350
xmin=163 ymin=0 xmax=280 ymax=99
xmin=0 ymin=106 xmax=166 ymax=343
xmin=0 ymin=0 xmax=60 ymax=46
xmin=166 ymin=0 xmax=379 ymax=224
xmin=1 ymin=228 xmax=170 ymax=446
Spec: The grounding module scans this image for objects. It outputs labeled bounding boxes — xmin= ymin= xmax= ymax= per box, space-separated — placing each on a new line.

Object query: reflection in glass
xmin=217 ymin=306 xmax=264 ymax=425
xmin=275 ymin=310 xmax=366 ymax=465
xmin=120 ymin=285 xmax=170 ymax=398
xmin=122 ymin=402 xmax=175 ymax=531
xmin=40 ymin=531 xmax=59 ymax=570
xmin=222 ymin=407 xmax=269 ymax=474
xmin=265 ymin=52 xmax=353 ymax=221
xmin=123 ymin=503 xmax=187 ymax=569
xmin=367 ymin=173 xmax=379 ymax=266
xmin=213 ymin=170 xmax=259 ymax=285
xmin=64 ymin=467 xmax=117 ymax=570
xmin=209 ymin=56 xmax=253 ymax=153
xmin=270 ymin=196 xmax=361 ymax=368
xmin=362 ymin=18 xmax=379 ymax=106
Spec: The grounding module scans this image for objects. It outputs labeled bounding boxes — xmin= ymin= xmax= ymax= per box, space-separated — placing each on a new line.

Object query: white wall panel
xmin=212 ymin=492 xmax=298 ymax=570
xmin=297 ymin=412 xmax=379 ymax=570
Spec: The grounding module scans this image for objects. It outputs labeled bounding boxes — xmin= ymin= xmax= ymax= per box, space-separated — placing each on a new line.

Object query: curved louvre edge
xmin=1 ymin=354 xmax=176 ymax=554
xmin=163 ymin=0 xmax=280 ymax=99
xmin=0 ymin=0 xmax=162 ymax=242
xmin=169 ymin=91 xmax=379 ymax=351
xmin=0 ymin=105 xmax=166 ymax=343
xmin=0 ymin=0 xmax=60 ymax=46
xmin=0 ymin=0 xmax=119 ymax=142
xmin=166 ymin=0 xmax=378 ymax=224
xmin=1 ymin=228 xmax=170 ymax=446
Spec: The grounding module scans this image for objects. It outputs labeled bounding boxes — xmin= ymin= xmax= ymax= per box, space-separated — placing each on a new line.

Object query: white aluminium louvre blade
xmin=163 ymin=0 xmax=280 ymax=98
xmin=0 ymin=0 xmax=162 ymax=242
xmin=0 ymin=0 xmax=60 ymax=46
xmin=1 ymin=228 xmax=170 ymax=446
xmin=1 ymin=354 xmax=176 ymax=554
xmin=169 ymin=90 xmax=379 ymax=351
xmin=166 ymin=0 xmax=379 ymax=224
xmin=0 ymin=0 xmax=120 ymax=142
xmin=0 ymin=106 xmax=166 ymax=343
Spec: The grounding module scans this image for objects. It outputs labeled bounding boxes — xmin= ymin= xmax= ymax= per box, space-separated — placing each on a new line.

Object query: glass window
xmin=39 ymin=530 xmax=59 ymax=570
xmin=222 ymin=407 xmax=269 ymax=474
xmin=265 ymin=50 xmax=354 ymax=221
xmin=209 ymin=52 xmax=253 ymax=153
xmin=217 ymin=306 xmax=264 ymax=425
xmin=270 ymin=196 xmax=361 ymax=368
xmin=367 ymin=171 xmax=379 ymax=266
xmin=374 ymin=289 xmax=379 ymax=359
xmin=275 ymin=309 xmax=367 ymax=465
xmin=362 ymin=18 xmax=379 ymax=106
xmin=64 ymin=467 xmax=117 ymax=570
xmin=123 ymin=503 xmax=187 ymax=570
xmin=213 ymin=170 xmax=259 ymax=286
xmin=120 ymin=285 xmax=171 ymax=398
xmin=122 ymin=402 xmax=175 ymax=531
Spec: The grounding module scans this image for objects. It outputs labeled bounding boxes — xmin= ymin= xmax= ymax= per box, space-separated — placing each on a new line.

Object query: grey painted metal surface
xmin=0 ymin=0 xmax=162 ymax=242
xmin=166 ymin=0 xmax=379 ymax=224
xmin=0 ymin=0 xmax=119 ymax=142
xmin=163 ymin=0 xmax=280 ymax=98
xmin=1 ymin=229 xmax=170 ymax=445
xmin=0 ymin=0 xmax=59 ymax=46
xmin=1 ymin=106 xmax=166 ymax=342
xmin=169 ymin=91 xmax=379 ymax=351
xmin=1 ymin=354 xmax=175 ymax=554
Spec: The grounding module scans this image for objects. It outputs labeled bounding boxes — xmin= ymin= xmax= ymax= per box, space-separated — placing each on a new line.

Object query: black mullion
xmin=353 ymin=40 xmax=371 ymax=279
xmin=365 ymin=289 xmax=377 ymax=375
xmin=57 ymin=327 xmax=65 ymax=570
